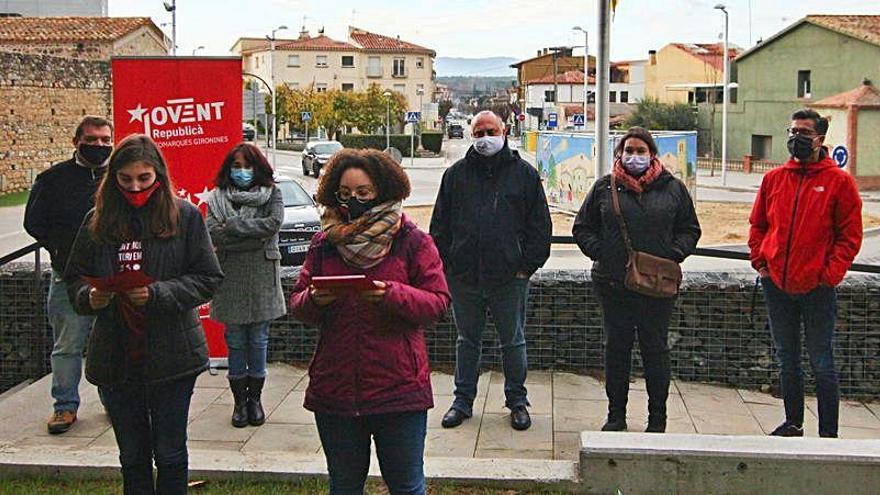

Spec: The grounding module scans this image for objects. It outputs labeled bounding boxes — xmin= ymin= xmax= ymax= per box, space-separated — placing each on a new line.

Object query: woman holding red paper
xmin=64 ymin=134 xmax=223 ymax=495
xmin=289 ymin=149 xmax=450 ymax=495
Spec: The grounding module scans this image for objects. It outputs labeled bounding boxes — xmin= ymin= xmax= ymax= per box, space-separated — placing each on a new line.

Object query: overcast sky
xmin=111 ymin=0 xmax=879 ymax=63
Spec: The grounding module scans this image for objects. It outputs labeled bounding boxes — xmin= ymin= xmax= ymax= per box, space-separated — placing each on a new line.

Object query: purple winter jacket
xmin=289 ymin=216 xmax=450 ymax=416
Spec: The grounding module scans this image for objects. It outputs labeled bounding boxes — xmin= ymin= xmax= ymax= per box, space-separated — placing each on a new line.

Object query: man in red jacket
xmin=749 ymin=109 xmax=863 ymax=438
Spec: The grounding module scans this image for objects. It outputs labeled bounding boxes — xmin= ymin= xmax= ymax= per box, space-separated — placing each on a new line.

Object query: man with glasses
xmin=24 ymin=116 xmax=113 ymax=434
xmin=430 ymin=110 xmax=551 ymax=431
xmin=749 ymin=109 xmax=863 ymax=438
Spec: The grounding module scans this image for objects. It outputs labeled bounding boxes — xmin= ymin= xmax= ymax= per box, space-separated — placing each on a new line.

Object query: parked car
xmin=242 ymin=123 xmax=256 ymax=141
xmin=301 ymin=140 xmax=343 ymax=176
xmin=447 ymin=123 xmax=464 ymax=139
xmin=276 ymin=176 xmax=321 ymax=266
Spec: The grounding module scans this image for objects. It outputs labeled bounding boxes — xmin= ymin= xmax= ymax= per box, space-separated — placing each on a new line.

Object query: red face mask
xmin=117 ymin=180 xmax=161 ymax=208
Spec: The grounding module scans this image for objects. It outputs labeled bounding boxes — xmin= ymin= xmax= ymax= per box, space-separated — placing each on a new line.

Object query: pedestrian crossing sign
xmin=406 ymin=111 xmax=421 ymax=123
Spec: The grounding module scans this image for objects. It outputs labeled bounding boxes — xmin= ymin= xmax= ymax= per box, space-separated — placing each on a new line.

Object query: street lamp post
xmin=383 ymin=90 xmax=392 ymax=150
xmin=573 ymin=26 xmax=589 ymax=132
xmin=715 ymin=4 xmax=729 ymax=186
xmin=162 ymin=1 xmax=176 ymax=56
xmin=416 ymin=87 xmax=425 ymax=149
xmin=267 ymin=25 xmax=288 ymax=168
xmin=191 ymin=45 xmax=204 ymax=56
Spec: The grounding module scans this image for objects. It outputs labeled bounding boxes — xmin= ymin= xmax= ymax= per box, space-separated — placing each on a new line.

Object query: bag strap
xmin=610 ymin=174 xmax=635 ymax=256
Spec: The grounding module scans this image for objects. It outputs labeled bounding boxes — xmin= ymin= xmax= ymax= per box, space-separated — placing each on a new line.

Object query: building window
xmin=393 ymin=58 xmax=406 ymax=77
xmin=287 ymin=54 xmax=300 ymax=67
xmin=587 ymin=93 xmax=595 ymax=104
xmin=367 ymin=56 xmax=382 ymax=77
xmin=316 ymin=83 xmax=328 ymax=93
xmin=416 ymin=57 xmax=424 ymax=69
xmin=620 ymin=91 xmax=629 ymax=103
xmin=609 ymin=91 xmax=617 ymax=103
xmin=393 ymin=84 xmax=406 ymax=94
xmin=342 ymin=83 xmax=354 ymax=92
xmin=797 ymin=70 xmax=811 ymax=98
xmin=751 ymin=135 xmax=772 ymax=160
xmin=544 ymin=90 xmax=555 ymax=103
xmin=729 ymin=87 xmax=738 ymax=104
xmin=255 ymin=57 xmax=260 ymax=69
xmin=316 ymin=55 xmax=328 ymax=68
xmin=286 ymin=82 xmax=299 ymax=90
xmin=341 ymin=55 xmax=354 ymax=68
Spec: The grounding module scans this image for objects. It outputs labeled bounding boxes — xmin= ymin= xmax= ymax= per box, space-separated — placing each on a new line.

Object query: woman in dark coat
xmin=289 ymin=149 xmax=450 ymax=495
xmin=572 ymin=127 xmax=701 ymax=433
xmin=65 ymin=134 xmax=223 ymax=495
xmin=207 ymin=143 xmax=285 ymax=428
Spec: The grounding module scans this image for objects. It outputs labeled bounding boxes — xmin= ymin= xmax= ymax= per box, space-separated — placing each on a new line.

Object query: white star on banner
xmin=127 ymin=104 xmax=147 ymax=123
xmin=193 ymin=186 xmax=213 ymax=207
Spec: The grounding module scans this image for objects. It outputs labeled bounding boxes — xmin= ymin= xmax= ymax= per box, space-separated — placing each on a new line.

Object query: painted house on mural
xmin=711 ymin=15 xmax=880 ymax=188
xmin=233 ymin=26 xmax=436 ymax=117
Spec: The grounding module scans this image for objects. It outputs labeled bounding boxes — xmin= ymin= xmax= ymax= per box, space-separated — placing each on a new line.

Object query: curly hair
xmin=314 ymin=149 xmax=411 ymax=207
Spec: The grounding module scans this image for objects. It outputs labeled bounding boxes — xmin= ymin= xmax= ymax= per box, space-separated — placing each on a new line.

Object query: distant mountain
xmin=435 ymin=57 xmax=518 ymax=77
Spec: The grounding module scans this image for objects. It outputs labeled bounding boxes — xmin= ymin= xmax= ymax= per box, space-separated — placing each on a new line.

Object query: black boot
xmin=247 ymin=376 xmax=266 ymax=426
xmin=229 ymin=377 xmax=249 ymax=428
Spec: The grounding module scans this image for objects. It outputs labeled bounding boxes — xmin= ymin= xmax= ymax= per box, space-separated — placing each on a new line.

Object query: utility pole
xmin=715 ymin=4 xmax=729 ymax=185
xmin=595 ymin=0 xmax=611 ymax=178
xmin=163 ymin=1 xmax=176 ymax=56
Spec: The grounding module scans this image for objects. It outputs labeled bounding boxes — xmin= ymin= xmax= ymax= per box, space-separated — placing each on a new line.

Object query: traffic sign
xmin=517 ymin=113 xmax=526 ymax=122
xmin=548 ymin=112 xmax=558 ymax=129
xmin=832 ymin=145 xmax=849 ymax=168
xmin=405 ymin=111 xmax=421 ymax=123
xmin=572 ymin=113 xmax=585 ymax=126
xmin=301 ymin=111 xmax=312 ymax=122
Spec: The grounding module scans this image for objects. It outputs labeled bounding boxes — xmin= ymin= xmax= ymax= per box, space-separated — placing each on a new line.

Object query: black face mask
xmin=787 ymin=134 xmax=816 ymax=161
xmin=341 ymin=198 xmax=380 ymax=221
xmin=78 ymin=143 xmax=112 ymax=167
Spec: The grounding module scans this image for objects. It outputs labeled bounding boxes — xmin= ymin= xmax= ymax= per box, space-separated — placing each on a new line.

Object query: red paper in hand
xmin=82 ymin=271 xmax=155 ymax=294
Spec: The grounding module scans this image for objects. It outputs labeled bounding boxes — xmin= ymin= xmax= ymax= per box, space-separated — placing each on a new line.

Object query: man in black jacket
xmin=430 ymin=110 xmax=551 ymax=431
xmin=24 ymin=116 xmax=113 ymax=434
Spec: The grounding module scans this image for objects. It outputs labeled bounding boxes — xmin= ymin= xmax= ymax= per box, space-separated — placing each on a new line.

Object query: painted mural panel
xmin=536 ymin=131 xmax=697 ymax=211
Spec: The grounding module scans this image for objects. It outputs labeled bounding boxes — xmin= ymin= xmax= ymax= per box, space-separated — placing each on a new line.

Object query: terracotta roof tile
xmin=276 ymin=35 xmax=356 ymax=52
xmin=526 ymin=70 xmax=594 ymax=85
xmin=672 ymin=43 xmax=740 ymax=71
xmin=348 ymin=27 xmax=435 ymax=56
xmin=811 ymin=82 xmax=880 ymax=109
xmin=0 ymin=16 xmax=157 ymax=43
xmin=807 ymin=15 xmax=880 ymax=47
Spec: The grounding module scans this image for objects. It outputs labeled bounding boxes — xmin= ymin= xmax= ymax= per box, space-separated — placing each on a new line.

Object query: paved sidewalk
xmin=1 ymin=364 xmax=878 ymax=464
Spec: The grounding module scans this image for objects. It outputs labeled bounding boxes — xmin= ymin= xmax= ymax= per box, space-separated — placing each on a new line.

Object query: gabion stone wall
xmin=2 ymin=265 xmax=879 ymax=399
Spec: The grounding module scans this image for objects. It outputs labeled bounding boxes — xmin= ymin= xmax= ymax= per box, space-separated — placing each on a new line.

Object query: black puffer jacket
xmin=64 ymin=200 xmax=223 ymax=386
xmin=24 ymin=155 xmax=105 ymax=273
xmin=430 ymin=143 xmax=552 ymax=287
xmin=572 ymin=171 xmax=701 ymax=285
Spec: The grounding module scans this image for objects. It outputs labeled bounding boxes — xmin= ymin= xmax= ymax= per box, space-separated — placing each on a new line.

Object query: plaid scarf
xmin=612 ymin=157 xmax=664 ymax=194
xmin=321 ymin=200 xmax=402 ymax=269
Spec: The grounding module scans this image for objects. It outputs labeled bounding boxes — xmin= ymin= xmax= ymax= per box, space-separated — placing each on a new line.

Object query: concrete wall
xmin=645 ymin=45 xmax=723 ymax=103
xmin=709 ymin=23 xmax=880 ymax=163
xmin=0 ymin=52 xmax=111 ymax=193
xmin=856 ymin=109 xmax=880 ymax=177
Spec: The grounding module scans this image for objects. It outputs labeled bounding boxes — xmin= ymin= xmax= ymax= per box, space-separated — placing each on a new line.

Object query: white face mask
xmin=473 ymin=135 xmax=505 ymax=157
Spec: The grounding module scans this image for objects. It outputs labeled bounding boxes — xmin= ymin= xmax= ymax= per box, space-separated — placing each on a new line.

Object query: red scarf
xmin=612 ymin=157 xmax=664 ymax=194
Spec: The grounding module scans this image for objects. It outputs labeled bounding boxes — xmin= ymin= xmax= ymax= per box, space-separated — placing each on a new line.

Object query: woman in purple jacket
xmin=289 ymin=149 xmax=450 ymax=495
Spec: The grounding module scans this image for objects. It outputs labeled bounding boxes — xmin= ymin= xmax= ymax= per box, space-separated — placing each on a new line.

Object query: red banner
xmin=112 ymin=57 xmax=243 ymax=359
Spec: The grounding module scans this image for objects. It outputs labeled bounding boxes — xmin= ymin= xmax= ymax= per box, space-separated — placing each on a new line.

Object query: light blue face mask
xmin=230 ymin=168 xmax=254 ymax=188
xmin=622 ymin=154 xmax=651 ymax=175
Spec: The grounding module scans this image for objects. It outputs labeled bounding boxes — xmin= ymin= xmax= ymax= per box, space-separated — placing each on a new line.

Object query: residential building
xmin=233 ymin=26 xmax=436 ymax=113
xmin=610 ymin=60 xmax=647 ymax=104
xmin=0 ymin=16 xmax=168 ymax=60
xmin=522 ymin=70 xmax=632 ymax=130
xmin=644 ymin=43 xmax=740 ymax=104
xmin=707 ymin=15 xmax=880 ymax=188
xmin=511 ymin=47 xmax=590 ymax=107
xmin=1 ymin=0 xmax=108 ymax=16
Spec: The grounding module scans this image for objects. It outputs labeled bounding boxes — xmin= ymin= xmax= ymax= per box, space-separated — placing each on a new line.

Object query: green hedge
xmin=421 ymin=131 xmax=443 ymax=153
xmin=338 ymin=134 xmax=413 ymax=156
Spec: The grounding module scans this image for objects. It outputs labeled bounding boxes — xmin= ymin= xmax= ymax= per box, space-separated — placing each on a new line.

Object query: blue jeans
xmin=99 ymin=374 xmax=197 ymax=495
xmin=315 ymin=411 xmax=427 ymax=495
xmin=48 ymin=271 xmax=95 ymax=412
xmin=224 ymin=321 xmax=271 ymax=379
xmin=762 ymin=277 xmax=839 ymax=437
xmin=448 ymin=276 xmax=530 ymax=415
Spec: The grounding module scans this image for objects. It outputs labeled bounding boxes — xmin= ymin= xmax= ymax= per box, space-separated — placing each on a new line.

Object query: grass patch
xmin=0 ymin=190 xmax=29 ymax=208
xmin=0 ymin=476 xmax=569 ymax=494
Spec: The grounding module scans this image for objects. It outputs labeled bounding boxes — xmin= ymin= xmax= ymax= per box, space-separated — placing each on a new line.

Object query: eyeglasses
xmin=786 ymin=127 xmax=818 ymax=138
xmin=335 ymin=189 xmax=374 ymax=203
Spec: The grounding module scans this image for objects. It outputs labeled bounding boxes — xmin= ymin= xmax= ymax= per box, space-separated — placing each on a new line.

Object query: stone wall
xmin=0 ymin=51 xmax=111 ymax=193
xmin=0 ymin=41 xmax=111 ymax=61
xmin=2 ymin=265 xmax=878 ymax=399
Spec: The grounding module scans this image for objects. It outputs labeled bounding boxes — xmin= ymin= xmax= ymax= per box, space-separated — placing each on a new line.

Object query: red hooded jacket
xmin=749 ymin=155 xmax=862 ymax=295
xmin=289 ymin=217 xmax=450 ymax=416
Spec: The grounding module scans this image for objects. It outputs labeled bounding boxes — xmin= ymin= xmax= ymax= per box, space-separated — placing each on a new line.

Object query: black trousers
xmin=595 ymin=282 xmax=675 ymax=421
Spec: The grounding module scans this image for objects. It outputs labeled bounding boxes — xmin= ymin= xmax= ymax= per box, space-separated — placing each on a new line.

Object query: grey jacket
xmin=65 ymin=200 xmax=223 ymax=387
xmin=206 ymin=185 xmax=286 ymax=324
